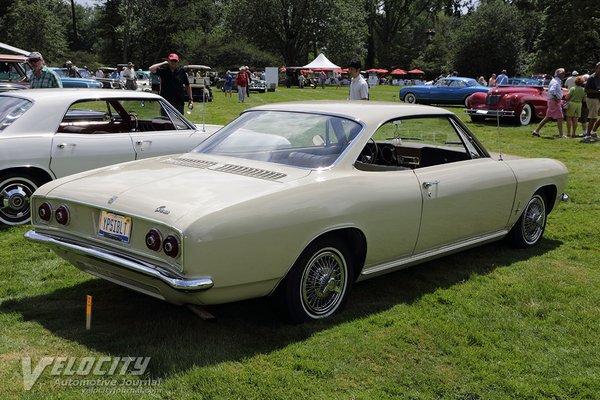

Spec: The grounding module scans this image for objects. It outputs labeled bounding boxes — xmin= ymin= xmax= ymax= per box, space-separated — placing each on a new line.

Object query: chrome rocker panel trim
xmin=24 ymin=230 xmax=214 ymax=291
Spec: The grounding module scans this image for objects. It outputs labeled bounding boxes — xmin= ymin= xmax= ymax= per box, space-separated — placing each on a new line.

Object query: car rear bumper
xmin=25 ymin=230 xmax=214 ymax=293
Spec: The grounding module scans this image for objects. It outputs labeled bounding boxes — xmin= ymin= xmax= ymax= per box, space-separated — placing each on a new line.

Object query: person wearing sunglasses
xmin=149 ymin=53 xmax=192 ymax=114
xmin=26 ymin=52 xmax=62 ymax=89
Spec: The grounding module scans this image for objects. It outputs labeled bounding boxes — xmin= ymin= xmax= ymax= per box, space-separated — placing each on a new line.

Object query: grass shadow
xmin=0 ymin=238 xmax=561 ymax=377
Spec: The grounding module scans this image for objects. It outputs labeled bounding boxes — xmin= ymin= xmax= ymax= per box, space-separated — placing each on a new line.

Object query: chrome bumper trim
xmin=25 ymin=230 xmax=213 ymax=292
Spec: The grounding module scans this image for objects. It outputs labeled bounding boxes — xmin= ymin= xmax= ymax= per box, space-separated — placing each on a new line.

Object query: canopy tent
xmin=366 ymin=68 xmax=388 ymax=74
xmin=390 ymin=68 xmax=407 ymax=75
xmin=334 ymin=68 xmax=348 ymax=73
xmin=408 ymin=69 xmax=425 ymax=74
xmin=302 ymin=53 xmax=340 ymax=70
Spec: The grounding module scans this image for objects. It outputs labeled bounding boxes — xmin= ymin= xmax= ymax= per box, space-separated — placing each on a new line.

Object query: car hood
xmin=489 ymin=86 xmax=543 ymax=95
xmin=40 ymin=154 xmax=312 ymax=227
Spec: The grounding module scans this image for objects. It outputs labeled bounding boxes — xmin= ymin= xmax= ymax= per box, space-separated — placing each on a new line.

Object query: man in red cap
xmin=149 ymin=53 xmax=193 ymax=114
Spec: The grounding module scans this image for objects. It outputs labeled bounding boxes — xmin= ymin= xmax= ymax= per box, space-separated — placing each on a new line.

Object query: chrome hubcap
xmin=301 ymin=249 xmax=346 ymax=317
xmin=0 ymin=179 xmax=36 ymax=223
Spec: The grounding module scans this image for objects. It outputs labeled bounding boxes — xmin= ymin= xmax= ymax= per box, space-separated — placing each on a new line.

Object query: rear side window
xmin=0 ymin=97 xmax=32 ymax=132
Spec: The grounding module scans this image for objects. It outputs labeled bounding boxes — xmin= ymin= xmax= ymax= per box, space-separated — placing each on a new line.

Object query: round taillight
xmin=55 ymin=205 xmax=69 ymax=225
xmin=163 ymin=235 xmax=180 ymax=258
xmin=145 ymin=228 xmax=162 ymax=251
xmin=38 ymin=203 xmax=52 ymax=221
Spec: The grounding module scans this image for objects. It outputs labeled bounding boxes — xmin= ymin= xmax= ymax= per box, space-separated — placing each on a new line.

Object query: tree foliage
xmin=0 ymin=0 xmax=598 ymax=78
xmin=451 ymin=0 xmax=525 ymax=77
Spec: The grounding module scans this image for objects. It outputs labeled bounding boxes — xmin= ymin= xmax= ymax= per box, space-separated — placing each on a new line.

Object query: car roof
xmin=246 ymin=101 xmax=453 ymax=126
xmin=184 ymin=65 xmax=211 ymax=70
xmin=0 ymin=88 xmax=163 ymax=101
xmin=0 ymin=54 xmax=26 ymax=62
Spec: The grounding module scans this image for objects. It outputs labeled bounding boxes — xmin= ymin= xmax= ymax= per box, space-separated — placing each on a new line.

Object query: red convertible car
xmin=465 ymin=82 xmax=567 ymax=125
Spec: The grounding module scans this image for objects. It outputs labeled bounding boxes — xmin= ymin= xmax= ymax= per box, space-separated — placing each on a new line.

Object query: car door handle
xmin=135 ymin=140 xmax=152 ymax=145
xmin=57 ymin=143 xmax=76 ymax=149
xmin=422 ymin=180 xmax=439 ymax=189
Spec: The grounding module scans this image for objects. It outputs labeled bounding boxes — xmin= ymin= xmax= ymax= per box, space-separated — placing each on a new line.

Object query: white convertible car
xmin=25 ymin=101 xmax=568 ymax=322
xmin=0 ymin=89 xmax=221 ymax=225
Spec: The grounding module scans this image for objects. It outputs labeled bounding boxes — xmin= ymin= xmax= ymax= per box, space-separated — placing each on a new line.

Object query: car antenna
xmin=201 ymin=90 xmax=207 ymax=132
xmin=496 ymin=108 xmax=503 ymax=161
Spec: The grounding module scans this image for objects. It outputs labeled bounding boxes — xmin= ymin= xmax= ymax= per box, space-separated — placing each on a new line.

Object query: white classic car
xmin=0 ymin=89 xmax=221 ymax=225
xmin=25 ymin=101 xmax=568 ymax=322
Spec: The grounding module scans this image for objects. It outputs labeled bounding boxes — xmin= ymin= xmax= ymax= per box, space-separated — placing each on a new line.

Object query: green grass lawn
xmin=1 ymin=85 xmax=599 ymax=399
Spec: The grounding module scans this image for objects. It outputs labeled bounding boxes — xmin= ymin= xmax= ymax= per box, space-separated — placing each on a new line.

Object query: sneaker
xmin=532 ymin=131 xmax=540 ymax=137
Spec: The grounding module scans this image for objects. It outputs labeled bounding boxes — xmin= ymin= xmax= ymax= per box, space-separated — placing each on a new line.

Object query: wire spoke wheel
xmin=301 ymin=248 xmax=347 ymax=317
xmin=521 ymin=195 xmax=546 ymax=245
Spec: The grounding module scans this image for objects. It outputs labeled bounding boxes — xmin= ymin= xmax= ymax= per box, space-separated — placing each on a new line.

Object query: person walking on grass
xmin=565 ymin=76 xmax=586 ymax=138
xmin=532 ymin=68 xmax=566 ymax=138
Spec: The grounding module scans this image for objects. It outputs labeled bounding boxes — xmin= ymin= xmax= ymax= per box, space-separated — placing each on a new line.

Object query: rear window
xmin=0 ymin=97 xmax=32 ymax=132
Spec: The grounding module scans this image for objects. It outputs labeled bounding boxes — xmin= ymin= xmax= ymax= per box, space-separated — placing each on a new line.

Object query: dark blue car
xmin=400 ymin=77 xmax=490 ymax=106
xmin=49 ymin=67 xmax=102 ymax=89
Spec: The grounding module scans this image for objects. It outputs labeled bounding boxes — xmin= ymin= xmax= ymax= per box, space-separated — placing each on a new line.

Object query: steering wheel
xmin=360 ymin=138 xmax=378 ymax=164
xmin=128 ymin=112 xmax=138 ymax=132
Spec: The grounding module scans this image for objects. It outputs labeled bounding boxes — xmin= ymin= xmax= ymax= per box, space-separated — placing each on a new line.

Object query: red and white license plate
xmin=98 ymin=211 xmax=132 ymax=243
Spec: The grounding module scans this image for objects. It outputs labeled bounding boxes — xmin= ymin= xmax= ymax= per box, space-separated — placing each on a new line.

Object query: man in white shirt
xmin=564 ymin=70 xmax=578 ymax=89
xmin=348 ymin=59 xmax=368 ymax=100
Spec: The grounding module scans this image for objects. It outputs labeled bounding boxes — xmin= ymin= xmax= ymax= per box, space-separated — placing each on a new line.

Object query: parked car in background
xmin=25 ymin=101 xmax=568 ymax=322
xmin=249 ymin=78 xmax=267 ymax=93
xmin=466 ymin=84 xmax=567 ymax=125
xmin=183 ymin=65 xmax=213 ymax=102
xmin=504 ymin=78 xmax=544 ymax=87
xmin=0 ymin=89 xmax=222 ymax=225
xmin=95 ymin=67 xmax=126 ymax=89
xmin=135 ymin=70 xmax=152 ymax=92
xmin=400 ymin=77 xmax=491 ymax=106
xmin=0 ymin=54 xmax=29 ymax=91
xmin=49 ymin=67 xmax=103 ymax=89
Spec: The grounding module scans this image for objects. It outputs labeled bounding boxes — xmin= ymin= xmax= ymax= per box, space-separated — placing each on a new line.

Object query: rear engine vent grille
xmin=215 ymin=164 xmax=286 ymax=181
xmin=163 ymin=157 xmax=217 ymax=169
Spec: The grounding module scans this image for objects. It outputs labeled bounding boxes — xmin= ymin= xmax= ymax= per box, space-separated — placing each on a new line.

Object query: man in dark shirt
xmin=149 ymin=53 xmax=193 ymax=114
xmin=585 ymin=62 xmax=600 ymax=138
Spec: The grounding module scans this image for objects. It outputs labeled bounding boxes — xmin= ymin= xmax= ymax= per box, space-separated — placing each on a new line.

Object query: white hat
xmin=572 ymin=70 xmax=578 ymax=76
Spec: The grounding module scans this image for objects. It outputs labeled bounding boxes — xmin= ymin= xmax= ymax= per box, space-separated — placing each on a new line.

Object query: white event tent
xmin=302 ymin=53 xmax=340 ymax=70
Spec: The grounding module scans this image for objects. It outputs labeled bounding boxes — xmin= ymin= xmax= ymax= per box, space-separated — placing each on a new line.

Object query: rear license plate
xmin=98 ymin=211 xmax=132 ymax=243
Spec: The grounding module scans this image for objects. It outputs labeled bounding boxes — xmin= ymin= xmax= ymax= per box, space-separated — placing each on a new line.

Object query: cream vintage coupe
xmin=26 ymin=101 xmax=568 ymax=322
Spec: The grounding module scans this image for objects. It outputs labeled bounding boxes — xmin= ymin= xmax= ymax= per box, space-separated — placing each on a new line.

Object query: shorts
xmin=579 ymin=101 xmax=589 ymax=122
xmin=546 ymin=99 xmax=563 ymax=120
xmin=224 ymin=85 xmax=232 ymax=91
xmin=586 ymin=97 xmax=600 ymax=119
xmin=565 ymin=102 xmax=582 ymax=118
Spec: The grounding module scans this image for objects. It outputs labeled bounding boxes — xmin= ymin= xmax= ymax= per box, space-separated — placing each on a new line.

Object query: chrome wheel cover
xmin=522 ymin=195 xmax=546 ymax=245
xmin=0 ymin=177 xmax=37 ymax=225
xmin=405 ymin=93 xmax=416 ymax=103
xmin=300 ymin=247 xmax=347 ymax=318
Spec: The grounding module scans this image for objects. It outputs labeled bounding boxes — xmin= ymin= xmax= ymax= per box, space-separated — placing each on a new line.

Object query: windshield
xmin=193 ymin=111 xmax=362 ymax=168
xmin=0 ymin=96 xmax=32 ymax=132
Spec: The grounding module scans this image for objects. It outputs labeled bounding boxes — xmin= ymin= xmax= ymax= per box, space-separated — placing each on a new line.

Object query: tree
xmin=530 ymin=0 xmax=600 ymax=73
xmin=222 ymin=0 xmax=365 ymax=66
xmin=0 ymin=0 xmax=68 ymax=63
xmin=450 ymin=0 xmax=524 ymax=77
